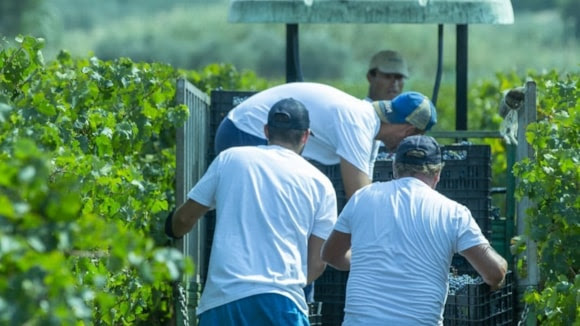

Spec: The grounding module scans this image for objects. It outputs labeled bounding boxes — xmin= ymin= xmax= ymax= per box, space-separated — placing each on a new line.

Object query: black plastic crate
xmin=209 ymin=90 xmax=257 ymax=133
xmin=308 ymin=302 xmax=323 ymax=326
xmin=450 ymin=255 xmax=477 ymax=275
xmin=307 ymin=161 xmax=347 ymax=212
xmin=444 ymin=271 xmax=514 ymax=325
xmin=319 ymin=302 xmax=345 ymax=326
xmin=313 ymin=268 xmax=349 ymax=326
xmin=314 ymin=268 xmax=349 ymax=303
xmin=208 ymin=90 xmax=257 ymax=160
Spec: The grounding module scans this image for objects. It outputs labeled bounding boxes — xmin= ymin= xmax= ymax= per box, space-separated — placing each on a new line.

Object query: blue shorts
xmin=214 ymin=117 xmax=267 ymax=155
xmin=198 ymin=293 xmax=309 ymax=326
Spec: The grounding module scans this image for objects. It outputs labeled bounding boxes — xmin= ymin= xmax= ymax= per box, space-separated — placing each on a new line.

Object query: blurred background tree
xmin=2 ymin=0 xmax=577 ymax=88
xmin=558 ymin=0 xmax=580 ymax=38
xmin=0 ymin=0 xmax=58 ymax=39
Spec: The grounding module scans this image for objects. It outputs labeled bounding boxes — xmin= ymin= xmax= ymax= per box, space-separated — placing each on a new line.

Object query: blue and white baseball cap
xmin=372 ymin=91 xmax=437 ymax=131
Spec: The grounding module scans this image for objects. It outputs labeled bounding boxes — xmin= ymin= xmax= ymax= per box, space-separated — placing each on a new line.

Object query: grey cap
xmin=369 ymin=50 xmax=409 ymax=78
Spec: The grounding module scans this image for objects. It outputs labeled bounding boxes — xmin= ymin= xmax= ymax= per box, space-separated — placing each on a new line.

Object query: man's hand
xmin=164 ymin=209 xmax=182 ymax=240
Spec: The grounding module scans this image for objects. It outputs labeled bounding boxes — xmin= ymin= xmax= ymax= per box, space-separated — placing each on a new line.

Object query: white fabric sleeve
xmin=187 ymin=155 xmax=221 ymax=208
xmin=334 ymin=121 xmax=374 ymax=178
xmin=333 ymin=193 xmax=356 ymax=234
xmin=455 ymin=205 xmax=489 ymax=253
xmin=310 ymin=182 xmax=338 ymax=240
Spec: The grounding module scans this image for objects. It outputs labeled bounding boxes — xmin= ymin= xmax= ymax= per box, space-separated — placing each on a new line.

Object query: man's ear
xmin=432 ymin=169 xmax=442 ymax=189
xmin=366 ymin=71 xmax=373 ymax=83
xmin=301 ymin=129 xmax=310 ymax=144
xmin=263 ymin=124 xmax=270 ymax=139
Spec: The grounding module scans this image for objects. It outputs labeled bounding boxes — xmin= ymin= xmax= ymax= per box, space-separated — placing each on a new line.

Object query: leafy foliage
xmin=511 ymin=71 xmax=579 ymax=324
xmin=182 ymin=62 xmax=270 ymax=95
xmin=0 ymin=35 xmax=193 ymax=324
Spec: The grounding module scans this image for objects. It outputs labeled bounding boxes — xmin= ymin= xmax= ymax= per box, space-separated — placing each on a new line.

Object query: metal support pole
xmin=505 ymin=144 xmax=516 ymax=266
xmin=516 ymin=80 xmax=539 ymax=326
xmin=286 ymin=23 xmax=304 ymax=83
xmin=455 ymin=24 xmax=468 ymax=131
xmin=432 ymin=24 xmax=444 ymax=106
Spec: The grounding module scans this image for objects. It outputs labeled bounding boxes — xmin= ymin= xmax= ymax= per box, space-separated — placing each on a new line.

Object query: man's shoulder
xmin=220 ymin=145 xmax=263 ymax=156
xmin=294 ymin=161 xmax=336 ymax=191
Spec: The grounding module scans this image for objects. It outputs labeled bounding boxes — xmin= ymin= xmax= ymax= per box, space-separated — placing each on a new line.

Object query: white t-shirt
xmin=189 ymin=145 xmax=337 ymax=317
xmin=363 ymin=96 xmax=382 ymax=172
xmin=334 ymin=177 xmax=489 ymax=325
xmin=227 ymin=82 xmax=381 ymax=177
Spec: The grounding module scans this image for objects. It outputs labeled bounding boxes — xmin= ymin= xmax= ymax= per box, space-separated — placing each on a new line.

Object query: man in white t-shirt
xmin=166 ymin=98 xmax=337 ymax=325
xmin=321 ymin=135 xmax=508 ymax=325
xmin=214 ymin=82 xmax=437 ymax=200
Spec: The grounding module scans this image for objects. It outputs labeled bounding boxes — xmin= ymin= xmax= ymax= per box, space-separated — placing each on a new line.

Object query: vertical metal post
xmin=516 ymin=80 xmax=538 ymax=325
xmin=174 ymin=79 xmax=189 ymax=326
xmin=432 ymin=24 xmax=444 ymax=106
xmin=455 ymin=24 xmax=468 ymax=131
xmin=174 ymin=79 xmax=210 ymax=326
xmin=286 ymin=23 xmax=304 ymax=83
xmin=505 ymin=144 xmax=516 ymax=265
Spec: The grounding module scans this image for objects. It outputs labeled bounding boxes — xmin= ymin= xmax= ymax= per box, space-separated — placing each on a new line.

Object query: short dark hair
xmin=267 ymin=127 xmax=305 ymax=147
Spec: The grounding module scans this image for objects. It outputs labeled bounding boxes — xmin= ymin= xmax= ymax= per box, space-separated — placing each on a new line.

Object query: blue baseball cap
xmin=267 ymin=98 xmax=310 ymax=130
xmin=372 ymin=91 xmax=437 ymax=131
xmin=395 ymin=135 xmax=442 ymax=165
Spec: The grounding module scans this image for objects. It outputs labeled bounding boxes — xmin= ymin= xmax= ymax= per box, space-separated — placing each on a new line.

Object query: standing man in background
xmin=365 ymin=50 xmax=410 ymax=160
xmin=365 ymin=49 xmax=409 ymax=102
xmin=321 ymin=135 xmax=507 ymax=325
xmin=166 ymin=98 xmax=338 ymax=325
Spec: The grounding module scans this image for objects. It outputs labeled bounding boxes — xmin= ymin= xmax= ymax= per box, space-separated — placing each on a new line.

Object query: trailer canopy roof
xmin=228 ymin=0 xmax=514 ymax=24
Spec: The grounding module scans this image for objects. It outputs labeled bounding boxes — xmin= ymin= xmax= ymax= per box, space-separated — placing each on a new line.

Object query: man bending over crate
xmin=166 ymin=99 xmax=337 ymax=325
xmin=321 ymin=135 xmax=508 ymax=325
xmin=214 ymin=82 xmax=437 ymax=200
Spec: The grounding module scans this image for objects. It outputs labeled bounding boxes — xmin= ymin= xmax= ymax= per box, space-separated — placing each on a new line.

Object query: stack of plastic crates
xmin=445 ymin=271 xmax=514 ymax=325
